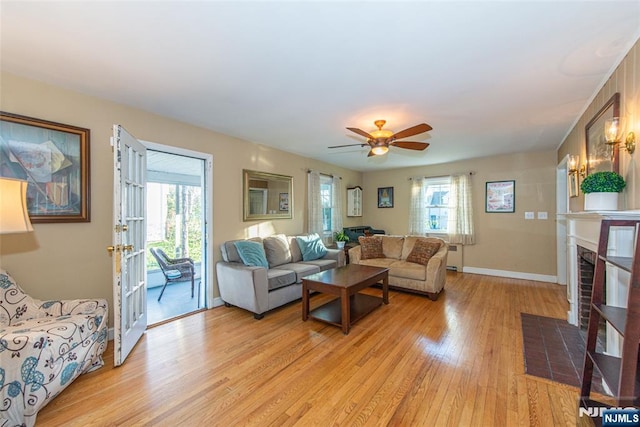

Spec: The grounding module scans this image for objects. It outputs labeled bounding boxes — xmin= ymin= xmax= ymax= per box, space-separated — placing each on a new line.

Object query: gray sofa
xmin=216 ymin=234 xmax=345 ymax=319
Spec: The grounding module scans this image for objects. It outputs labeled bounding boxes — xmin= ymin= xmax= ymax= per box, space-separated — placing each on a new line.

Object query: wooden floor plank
xmin=34 ymin=271 xmax=585 ymax=426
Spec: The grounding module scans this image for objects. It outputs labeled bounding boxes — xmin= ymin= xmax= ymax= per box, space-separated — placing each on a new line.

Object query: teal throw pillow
xmin=296 ymin=234 xmax=327 ymax=261
xmin=233 ymin=240 xmax=269 ymax=268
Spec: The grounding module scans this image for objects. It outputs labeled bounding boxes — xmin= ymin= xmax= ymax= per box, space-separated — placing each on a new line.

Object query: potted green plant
xmin=334 ymin=230 xmax=350 ymax=249
xmin=580 ymin=171 xmax=626 ymax=211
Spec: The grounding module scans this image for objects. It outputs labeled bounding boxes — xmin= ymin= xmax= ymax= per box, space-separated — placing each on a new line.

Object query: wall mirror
xmin=243 ymin=169 xmax=293 ymax=221
xmin=586 ymin=92 xmax=619 ymax=174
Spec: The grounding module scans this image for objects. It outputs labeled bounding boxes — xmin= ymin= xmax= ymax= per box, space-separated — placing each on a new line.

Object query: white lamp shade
xmin=0 ymin=178 xmax=34 ymax=233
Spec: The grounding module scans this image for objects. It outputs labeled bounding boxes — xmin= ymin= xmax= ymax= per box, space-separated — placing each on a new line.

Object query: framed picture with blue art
xmin=0 ymin=112 xmax=90 ymax=222
xmin=377 ymin=187 xmax=393 ymax=208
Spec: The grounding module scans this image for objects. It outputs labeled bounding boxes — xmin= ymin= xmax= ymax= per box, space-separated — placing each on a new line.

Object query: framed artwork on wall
xmin=485 ymin=180 xmax=515 ymax=213
xmin=377 ymin=187 xmax=393 ymax=208
xmin=279 ymin=192 xmax=289 ymax=211
xmin=0 ymin=112 xmax=90 ymax=223
xmin=585 ymin=92 xmax=619 ymax=174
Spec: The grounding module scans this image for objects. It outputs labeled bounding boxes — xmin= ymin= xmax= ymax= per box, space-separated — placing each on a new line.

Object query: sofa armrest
xmin=348 ymin=245 xmax=362 ymax=264
xmin=216 ymin=261 xmax=269 ymax=314
xmin=323 ymin=248 xmax=346 ymax=267
xmin=40 ymin=299 xmax=108 ymax=317
xmin=425 ymin=245 xmax=448 ymax=290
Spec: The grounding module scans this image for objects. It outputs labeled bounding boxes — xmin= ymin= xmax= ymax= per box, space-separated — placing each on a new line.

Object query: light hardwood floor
xmin=37 ymin=272 xmax=589 ymax=426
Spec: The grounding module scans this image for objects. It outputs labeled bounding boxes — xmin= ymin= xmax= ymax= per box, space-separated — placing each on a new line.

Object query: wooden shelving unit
xmin=579 ymin=219 xmax=640 ymax=409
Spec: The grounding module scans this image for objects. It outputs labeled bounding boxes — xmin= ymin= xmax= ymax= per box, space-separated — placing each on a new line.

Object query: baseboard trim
xmin=211 ymin=296 xmax=225 ymax=307
xmin=462 ymin=267 xmax=558 ymax=284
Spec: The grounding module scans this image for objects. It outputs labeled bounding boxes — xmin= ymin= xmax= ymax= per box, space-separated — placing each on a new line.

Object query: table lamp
xmin=0 ymin=177 xmax=33 ymax=234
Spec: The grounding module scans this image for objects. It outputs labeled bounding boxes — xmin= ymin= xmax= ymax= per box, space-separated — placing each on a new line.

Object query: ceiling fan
xmin=329 ymin=120 xmax=433 ymax=156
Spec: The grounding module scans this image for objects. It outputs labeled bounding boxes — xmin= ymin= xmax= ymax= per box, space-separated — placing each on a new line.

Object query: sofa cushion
xmin=288 ymin=236 xmax=303 ymax=262
xmin=359 ymin=236 xmax=384 ymax=259
xmin=296 ymin=233 xmax=327 ymax=261
xmin=406 ymin=239 xmax=442 ymax=266
xmin=0 ymin=270 xmax=45 ymax=326
xmin=300 ymin=258 xmax=337 ymax=271
xmin=234 ymin=240 xmax=269 ymax=268
xmin=221 ymin=237 xmax=263 ymax=263
xmin=266 ymin=269 xmax=297 ymax=291
xmin=401 ymin=236 xmax=442 ymax=260
xmin=381 ymin=235 xmax=404 ymax=259
xmin=273 ymin=263 xmax=320 ymax=283
xmin=389 ymin=260 xmax=427 ymax=281
xmin=263 ymin=234 xmax=292 ymax=267
xmin=358 ymin=258 xmax=397 ymax=269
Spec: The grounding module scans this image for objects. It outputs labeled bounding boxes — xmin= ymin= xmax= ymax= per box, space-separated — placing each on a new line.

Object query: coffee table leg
xmin=302 ymin=281 xmax=309 ymax=321
xmin=382 ymin=275 xmax=389 ymax=304
xmin=341 ymin=288 xmax=350 ymax=334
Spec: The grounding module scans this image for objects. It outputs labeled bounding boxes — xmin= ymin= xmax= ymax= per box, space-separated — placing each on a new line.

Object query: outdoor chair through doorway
xmin=150 ymin=247 xmax=196 ymax=302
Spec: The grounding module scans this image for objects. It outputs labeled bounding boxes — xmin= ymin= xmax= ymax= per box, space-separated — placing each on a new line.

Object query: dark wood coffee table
xmin=302 ymin=264 xmax=389 ymax=334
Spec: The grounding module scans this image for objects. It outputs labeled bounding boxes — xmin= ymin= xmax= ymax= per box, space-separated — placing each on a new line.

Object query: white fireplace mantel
xmin=558 ymin=210 xmax=640 ymax=356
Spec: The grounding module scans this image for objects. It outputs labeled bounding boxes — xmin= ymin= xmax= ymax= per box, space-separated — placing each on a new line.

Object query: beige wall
xmin=361 ymin=151 xmax=558 ymax=277
xmin=558 ymin=38 xmax=639 ymax=211
xmin=0 ymin=72 xmax=362 ymax=325
xmin=10 ymin=37 xmax=628 ymax=321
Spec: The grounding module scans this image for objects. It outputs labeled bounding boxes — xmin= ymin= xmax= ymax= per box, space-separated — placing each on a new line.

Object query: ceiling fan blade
xmin=367 ymin=150 xmax=376 ymax=157
xmin=328 ymin=143 xmax=368 ymax=149
xmin=346 ymin=127 xmax=375 ymax=140
xmin=391 ymin=123 xmax=432 ymax=140
xmin=390 ymin=141 xmax=430 ymax=151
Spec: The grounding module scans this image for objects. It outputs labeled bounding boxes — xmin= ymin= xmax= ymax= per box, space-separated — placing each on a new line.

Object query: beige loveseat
xmin=216 ymin=234 xmax=345 ymax=319
xmin=349 ymin=235 xmax=448 ymax=300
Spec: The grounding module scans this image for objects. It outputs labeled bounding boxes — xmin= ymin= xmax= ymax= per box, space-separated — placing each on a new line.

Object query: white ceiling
xmin=2 ymin=1 xmax=639 ymax=172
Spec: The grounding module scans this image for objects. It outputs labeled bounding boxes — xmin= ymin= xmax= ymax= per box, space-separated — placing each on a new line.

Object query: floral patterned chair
xmin=0 ymin=269 xmax=108 ymax=427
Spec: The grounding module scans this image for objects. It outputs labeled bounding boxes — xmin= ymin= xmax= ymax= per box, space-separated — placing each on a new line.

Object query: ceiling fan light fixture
xmin=370 ymin=129 xmax=394 ymax=140
xmin=371 ymin=145 xmax=389 ymax=155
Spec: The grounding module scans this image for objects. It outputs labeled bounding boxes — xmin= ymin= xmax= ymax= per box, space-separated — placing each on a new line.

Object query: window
xmin=424 ymin=177 xmax=451 ymax=232
xmin=320 ymin=175 xmax=333 ymax=232
xmin=308 ymin=171 xmax=343 ymax=238
xmin=409 ymin=174 xmax=474 ymax=245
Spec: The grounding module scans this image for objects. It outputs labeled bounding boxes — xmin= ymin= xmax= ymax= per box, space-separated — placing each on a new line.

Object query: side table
xmin=329 ymin=243 xmax=357 ymax=264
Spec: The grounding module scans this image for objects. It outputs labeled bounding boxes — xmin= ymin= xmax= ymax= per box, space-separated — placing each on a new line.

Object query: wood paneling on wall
xmin=558 ymin=38 xmax=639 ymax=211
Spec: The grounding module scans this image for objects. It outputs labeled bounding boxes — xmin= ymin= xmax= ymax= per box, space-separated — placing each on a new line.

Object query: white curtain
xmin=447 ymin=174 xmax=475 ymax=245
xmin=331 ymin=176 xmax=343 ymax=235
xmin=408 ymin=177 xmax=427 ymax=235
xmin=307 ymin=171 xmax=323 ymax=235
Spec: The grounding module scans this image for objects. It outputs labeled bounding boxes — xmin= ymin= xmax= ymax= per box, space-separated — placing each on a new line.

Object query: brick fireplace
xmin=562 ymin=211 xmax=639 ymax=357
xmin=577 ymin=245 xmax=595 ymax=329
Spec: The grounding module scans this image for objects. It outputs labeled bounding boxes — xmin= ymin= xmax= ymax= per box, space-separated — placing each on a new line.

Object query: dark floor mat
xmin=521 ymin=312 xmax=605 ymax=394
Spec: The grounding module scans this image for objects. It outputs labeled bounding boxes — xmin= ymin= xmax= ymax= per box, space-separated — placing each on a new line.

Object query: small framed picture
xmin=279 ymin=192 xmax=289 ymax=211
xmin=485 ymin=180 xmax=515 ymax=213
xmin=377 ymin=187 xmax=394 ymax=208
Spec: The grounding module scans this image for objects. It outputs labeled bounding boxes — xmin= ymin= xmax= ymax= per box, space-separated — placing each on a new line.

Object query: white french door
xmin=111 ymin=124 xmax=147 ymax=366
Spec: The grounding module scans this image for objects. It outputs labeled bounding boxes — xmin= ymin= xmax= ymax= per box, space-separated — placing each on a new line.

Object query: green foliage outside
xmin=147 ymin=185 xmax=202 ymax=270
xmin=580 ymin=171 xmax=626 ymax=194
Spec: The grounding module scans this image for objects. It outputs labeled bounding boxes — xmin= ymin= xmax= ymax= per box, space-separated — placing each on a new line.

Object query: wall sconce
xmin=568 ymin=155 xmax=586 ymax=178
xmin=604 ymin=117 xmax=636 ymax=155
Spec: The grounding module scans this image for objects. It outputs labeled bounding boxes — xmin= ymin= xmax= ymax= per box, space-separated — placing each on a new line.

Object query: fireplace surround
xmin=560 ymin=210 xmax=640 ymax=357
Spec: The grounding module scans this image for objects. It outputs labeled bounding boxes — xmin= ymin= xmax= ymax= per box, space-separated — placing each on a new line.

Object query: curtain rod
xmin=307 ymin=169 xmax=342 ymax=179
xmin=408 ymin=172 xmax=474 ymax=180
